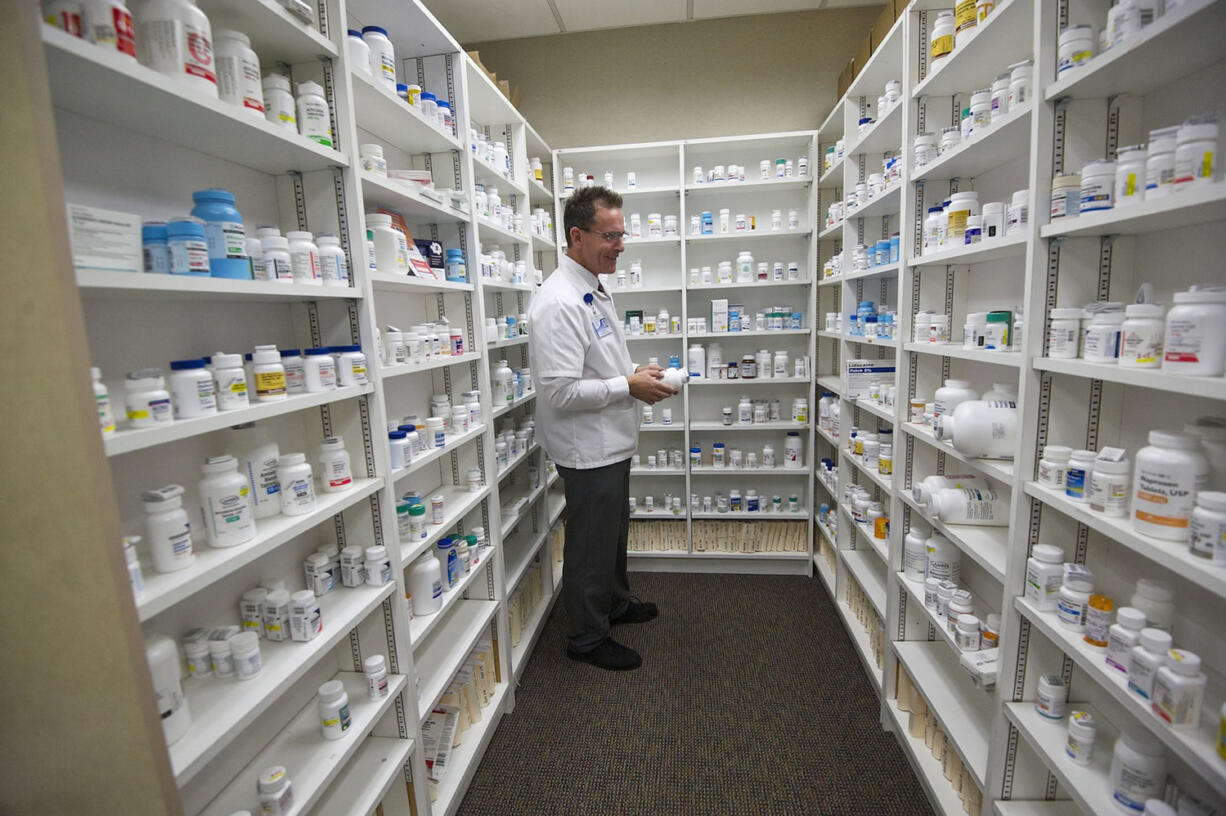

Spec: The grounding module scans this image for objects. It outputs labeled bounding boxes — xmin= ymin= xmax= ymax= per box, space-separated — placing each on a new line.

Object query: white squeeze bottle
xmin=228 ymin=422 xmax=282 ymax=520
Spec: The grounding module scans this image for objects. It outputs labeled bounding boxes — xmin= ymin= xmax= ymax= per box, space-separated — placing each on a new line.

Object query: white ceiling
xmin=424 ymin=0 xmax=882 ymax=45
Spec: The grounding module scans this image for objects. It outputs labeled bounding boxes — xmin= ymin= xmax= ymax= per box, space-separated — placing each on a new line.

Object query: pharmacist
xmin=528 ymin=186 xmax=675 ymax=672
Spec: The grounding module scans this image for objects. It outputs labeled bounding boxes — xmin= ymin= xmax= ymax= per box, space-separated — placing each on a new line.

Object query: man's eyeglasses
xmin=580 ymin=228 xmax=629 ymax=243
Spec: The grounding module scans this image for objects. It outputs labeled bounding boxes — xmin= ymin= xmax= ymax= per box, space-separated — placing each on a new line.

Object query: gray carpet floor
xmin=457 ymin=571 xmax=936 ymax=815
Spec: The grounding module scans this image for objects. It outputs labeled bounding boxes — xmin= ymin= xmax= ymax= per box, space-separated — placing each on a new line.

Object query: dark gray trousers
xmin=555 ymin=457 xmax=632 ymax=652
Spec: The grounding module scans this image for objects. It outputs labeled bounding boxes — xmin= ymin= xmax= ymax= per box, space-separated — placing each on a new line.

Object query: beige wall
xmin=465 ymin=7 xmax=883 ymax=149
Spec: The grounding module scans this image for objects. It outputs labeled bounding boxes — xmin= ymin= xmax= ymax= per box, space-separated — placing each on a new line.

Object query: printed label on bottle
xmin=170 ymin=238 xmax=210 ymax=274
xmin=290 ymin=249 xmax=319 ymax=282
xmin=1066 ymin=466 xmax=1088 ymax=498
xmin=930 ymin=34 xmax=954 ymax=58
xmin=168 ymin=525 xmax=193 ymax=558
xmin=255 ymin=370 xmax=287 ymax=397
xmin=1121 ymin=328 xmax=1161 ymax=365
xmin=201 ymin=221 xmax=247 ymax=261
xmin=266 ymin=257 xmax=293 ymax=281
xmin=955 ymin=0 xmax=977 ymax=30
xmin=299 ymin=99 xmax=333 ymax=147
xmin=285 ymin=477 xmax=313 ymax=508
xmin=206 ymin=490 xmax=252 ymax=538
xmin=1163 ymin=318 xmax=1208 ymax=363
xmin=325 ymin=461 xmax=352 ymax=489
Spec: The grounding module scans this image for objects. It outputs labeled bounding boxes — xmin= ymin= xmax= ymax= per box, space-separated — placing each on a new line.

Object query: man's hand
xmin=627 ymin=366 xmax=675 ymax=405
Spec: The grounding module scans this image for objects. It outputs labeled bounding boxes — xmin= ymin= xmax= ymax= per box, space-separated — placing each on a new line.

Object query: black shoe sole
xmin=565 ymin=647 xmax=642 ymax=671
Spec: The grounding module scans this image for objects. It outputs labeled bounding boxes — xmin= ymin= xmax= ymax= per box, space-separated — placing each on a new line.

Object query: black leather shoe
xmin=566 ymin=638 xmax=642 ymax=670
xmin=611 ymin=598 xmax=658 ymax=625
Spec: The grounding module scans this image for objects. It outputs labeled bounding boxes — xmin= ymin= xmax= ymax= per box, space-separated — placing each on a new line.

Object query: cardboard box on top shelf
xmin=853 ymin=37 xmax=872 ymax=81
xmin=837 ymin=59 xmax=854 ymax=99
xmin=871 ymin=1 xmax=896 ymax=50
xmin=498 ymin=79 xmax=511 ymax=99
xmin=893 ymin=0 xmax=907 ymax=21
xmin=511 ymin=84 xmax=522 ymax=109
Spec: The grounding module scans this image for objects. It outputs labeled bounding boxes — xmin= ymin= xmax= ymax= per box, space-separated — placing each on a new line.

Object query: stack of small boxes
xmin=897 ymin=667 xmax=984 ymax=815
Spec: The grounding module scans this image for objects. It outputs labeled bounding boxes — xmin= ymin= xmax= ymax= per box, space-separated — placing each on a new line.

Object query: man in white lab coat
xmin=528 ymin=186 xmax=675 ymax=670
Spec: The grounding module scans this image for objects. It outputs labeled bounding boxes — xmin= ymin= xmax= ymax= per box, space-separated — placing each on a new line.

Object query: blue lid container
xmin=190 ymin=188 xmax=250 ymax=280
xmin=170 ymin=358 xmax=207 ymax=370
xmin=166 ymin=217 xmax=210 ymax=277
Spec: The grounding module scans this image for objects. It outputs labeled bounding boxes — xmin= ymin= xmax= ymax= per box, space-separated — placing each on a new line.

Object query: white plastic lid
xmin=950 ymin=190 xmax=979 ymax=201
xmin=285 ymin=230 xmax=314 ymax=242
xmin=1125 ymin=303 xmax=1164 ymax=318
xmin=127 ymin=368 xmax=165 ymax=388
xmin=943 ymin=378 xmax=972 ymax=389
xmin=1139 ymin=627 xmax=1173 ymax=653
xmin=321 ymin=435 xmax=345 ymax=450
xmin=1011 ymin=190 xmax=1029 ymax=205
xmin=243 ymin=587 xmax=268 ymax=603
xmin=365 ymin=545 xmax=388 ymax=561
xmin=141 ymin=484 xmax=185 ymax=508
xmin=215 ymin=29 xmax=251 ymax=47
xmin=1063 ymin=563 xmax=1095 ymax=591
xmin=318 ymin=679 xmax=345 ymax=703
xmin=253 ymin=345 xmax=281 ymax=365
xmin=1178 ymin=120 xmax=1219 ymax=143
xmin=364 ymin=654 xmax=386 ymax=674
xmin=1173 ymin=287 xmax=1226 ymax=304
xmin=986 ymin=613 xmax=1000 ymax=631
xmin=297 ymin=80 xmax=323 ymax=96
xmin=924 ymin=576 xmax=941 ymax=589
xmin=201 ymin=454 xmax=238 ymax=473
xmin=1116 ymin=606 xmax=1146 ymax=629
xmin=265 ymin=588 xmax=290 ymax=605
xmin=1195 ymin=490 xmax=1226 ymax=512
xmin=982 ymin=201 xmax=1005 ymax=214
xmin=304 ymin=553 xmax=328 ymax=569
xmin=1070 ymin=449 xmax=1096 ymax=464
xmin=212 ymin=352 xmax=242 ymax=368
xmin=1037 ymin=673 xmax=1066 ymax=695
xmin=1058 ymin=24 xmax=1093 ymax=43
xmin=1164 ymin=648 xmax=1202 ymax=676
xmin=1052 ymin=173 xmax=1081 ymax=188
xmin=1147 ymin=430 xmax=1200 ymax=450
xmin=1031 ymin=544 xmax=1063 ymax=563
xmin=262 ymin=73 xmax=291 ymax=92
xmin=1081 ymin=159 xmax=1116 ymax=176
xmin=366 ymin=213 xmax=392 ymax=226
xmin=1050 ymin=307 xmax=1082 ymax=319
xmin=263 ymin=236 xmax=289 ymax=250
xmin=1147 ymin=125 xmax=1179 ymax=152
xmin=279 ymin=453 xmax=306 ymax=468
xmin=956 ymin=614 xmax=980 ymax=633
xmin=230 ymin=631 xmax=259 ymax=654
xmin=1090 ymin=311 xmax=1125 ymax=324
xmin=1142 ymin=801 xmax=1177 ymax=816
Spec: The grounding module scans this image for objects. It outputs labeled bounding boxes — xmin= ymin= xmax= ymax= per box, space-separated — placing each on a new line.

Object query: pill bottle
xmin=945 ymin=192 xmax=980 ymax=244
xmin=315 ymin=436 xmax=352 ymax=493
xmin=214 ymin=30 xmax=263 ymax=117
xmin=1129 ymin=579 xmax=1174 ymax=633
xmin=142 ymin=484 xmax=194 ymax=572
xmin=1024 ymin=543 xmax=1064 ymax=610
xmin=289 ymin=590 xmax=321 ymax=641
xmin=166 ymin=358 xmax=216 ymax=419
xmin=1109 ymin=733 xmax=1166 ymax=813
xmin=133 ymin=0 xmax=217 ymax=97
xmin=261 ymin=73 xmax=296 ymax=130
xmin=257 ymin=235 xmax=291 ymax=281
xmin=1173 ymin=113 xmax=1219 ymax=188
xmin=183 ymin=637 xmax=210 ymax=679
xmin=1066 ymin=449 xmax=1095 ymax=502
xmin=208 ymin=352 xmax=247 ymax=410
xmin=1189 ymin=491 xmax=1226 ymax=563
xmin=1133 ymin=431 xmax=1209 ymax=541
xmin=989 ymin=73 xmax=1010 ymax=122
xmin=1047 ymin=307 xmax=1082 ymax=358
xmin=1113 ymin=144 xmax=1146 ymax=206
xmin=198 ymin=454 xmax=255 ymax=548
xmin=257 ymin=766 xmax=294 ymax=815
xmin=1118 ymin=304 xmax=1164 ymax=368
xmin=955 ymin=614 xmax=981 ymax=651
xmin=1089 ymin=448 xmax=1130 ymax=517
xmin=1079 ymin=159 xmax=1116 ymax=213
xmin=277 ymin=452 xmax=315 ymax=516
xmin=903 ymin=526 xmax=929 ymax=582
xmin=238 ymin=587 xmax=267 ymax=636
xmin=1057 ymin=25 xmax=1094 ymax=75
xmin=1038 ymin=444 xmax=1072 ymax=488
xmin=1066 ymin=710 xmax=1097 ymax=765
xmin=333 ymin=345 xmax=366 ymax=386
xmin=1162 ymin=286 xmax=1226 ymax=376
xmin=1144 ymin=126 xmax=1178 ymax=198
xmin=925 ymin=532 xmax=961 ymax=583
xmin=285 ymin=230 xmax=320 ymax=284
xmin=260 ymin=588 xmax=290 ymax=642
xmin=1050 ymin=174 xmax=1081 ymax=219
xmin=140 ymin=220 xmax=170 ymax=275
xmin=251 ymin=345 xmax=287 ymax=401
xmin=1006 ymin=190 xmax=1029 ymax=234
xmin=301 ymin=347 xmax=336 ymax=393
xmin=315 ymin=235 xmax=349 ymax=287
xmin=1152 ymin=649 xmax=1206 ymax=727
xmin=1083 ymin=310 xmax=1124 ymax=363
xmin=1057 ymin=563 xmax=1094 ymax=631
xmin=166 ymin=216 xmax=210 ymax=276
xmin=930 ymin=11 xmax=955 ymax=63
xmin=359 ymin=143 xmax=387 ymax=177
xmin=346 ymin=29 xmax=371 ymax=76
xmin=230 ymin=630 xmax=261 ymax=680
xmin=1035 ymin=674 xmax=1067 ymax=719
xmin=293 ymin=80 xmax=334 ymax=146
xmin=1127 ymin=627 xmax=1174 ymax=699
xmin=933 ymin=379 xmax=977 ymax=418
xmin=1105 ymin=606 xmax=1146 ymax=672
xmin=1084 ymin=593 xmax=1114 ymax=647
xmin=365 ymin=544 xmax=391 ymax=586
xmin=969 ymin=87 xmax=991 ymax=131
xmin=935 ymin=401 xmax=1016 ymax=458
xmin=145 ymin=635 xmax=191 ymax=745
xmin=1007 ymin=59 xmax=1032 ymax=108
xmin=362 ymin=25 xmax=396 ymax=89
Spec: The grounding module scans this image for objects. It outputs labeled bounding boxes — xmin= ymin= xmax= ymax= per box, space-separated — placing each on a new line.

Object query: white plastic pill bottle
xmin=1132 ymin=431 xmax=1209 ymax=541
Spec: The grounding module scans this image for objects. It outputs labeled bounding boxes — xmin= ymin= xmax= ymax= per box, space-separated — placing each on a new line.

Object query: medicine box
xmin=959 ymin=649 xmax=998 ymax=690
xmin=711 ymin=298 xmax=729 ymax=333
xmin=66 ymin=204 xmax=141 ymax=274
xmin=845 ymin=359 xmax=896 ymax=398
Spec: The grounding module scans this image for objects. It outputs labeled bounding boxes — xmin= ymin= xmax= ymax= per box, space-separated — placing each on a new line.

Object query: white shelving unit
xmin=39 ymin=0 xmax=569 ymax=812
xmin=815 ymin=0 xmax=1226 ymax=813
xmin=554 ymin=132 xmax=819 ymax=575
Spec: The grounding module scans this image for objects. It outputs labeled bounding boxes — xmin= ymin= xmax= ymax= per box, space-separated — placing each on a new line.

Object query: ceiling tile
xmin=692 ymin=0 xmax=827 ymax=18
xmin=422 ymin=0 xmax=560 ymax=44
xmin=551 ymin=0 xmax=687 ymax=33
